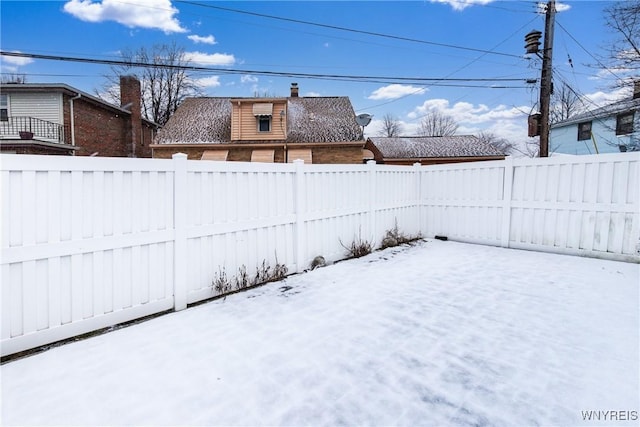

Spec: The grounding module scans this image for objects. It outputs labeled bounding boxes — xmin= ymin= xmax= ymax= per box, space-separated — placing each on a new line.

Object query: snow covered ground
xmin=1 ymin=240 xmax=638 ymax=426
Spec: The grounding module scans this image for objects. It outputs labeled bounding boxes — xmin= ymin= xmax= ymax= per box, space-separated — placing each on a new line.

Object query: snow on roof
xmin=368 ymin=135 xmax=505 ymax=158
xmin=154 ymin=96 xmax=362 ymax=144
xmin=154 ymin=98 xmax=231 ymax=144
xmin=285 ymin=97 xmax=361 ymax=143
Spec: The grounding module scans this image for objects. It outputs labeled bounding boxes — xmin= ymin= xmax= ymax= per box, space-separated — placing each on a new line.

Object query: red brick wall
xmin=70 ymin=97 xmax=130 ymax=157
xmin=63 ymin=95 xmax=156 ymax=158
xmin=120 ymin=76 xmax=144 ymax=157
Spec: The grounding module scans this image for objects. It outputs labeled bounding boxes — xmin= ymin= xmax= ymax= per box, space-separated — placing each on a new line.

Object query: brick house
xmin=0 ymin=76 xmax=159 ymax=157
xmin=151 ymin=83 xmax=366 ymax=164
xmin=365 ymin=135 xmax=506 ymax=165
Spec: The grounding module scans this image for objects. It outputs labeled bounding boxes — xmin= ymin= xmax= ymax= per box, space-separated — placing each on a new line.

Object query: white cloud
xmin=430 ymin=0 xmax=495 ymax=11
xmin=397 ymin=98 xmax=535 ymax=150
xmin=368 ymin=84 xmax=427 ymax=100
xmin=63 ymin=0 xmax=186 ymax=33
xmin=581 ymin=87 xmax=630 ymax=108
xmin=194 ymin=76 xmax=221 ymax=88
xmin=0 ymin=52 xmax=34 ymax=66
xmin=188 ymin=34 xmax=217 ymax=45
xmin=184 ymin=51 xmax=235 ymax=66
xmin=241 ymin=75 xmax=258 ymax=84
xmin=305 ymin=91 xmax=321 ymax=97
xmin=409 ymin=98 xmax=527 ymax=125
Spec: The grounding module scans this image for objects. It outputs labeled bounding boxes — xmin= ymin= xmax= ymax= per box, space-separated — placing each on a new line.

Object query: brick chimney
xmin=120 ymin=75 xmax=142 ymax=157
xmin=634 ymin=80 xmax=640 ymax=99
xmin=290 ymin=82 xmax=299 ymax=97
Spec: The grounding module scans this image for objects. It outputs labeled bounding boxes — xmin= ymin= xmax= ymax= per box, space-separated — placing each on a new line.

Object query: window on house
xmin=577 ymin=121 xmax=592 ymax=141
xmin=0 ymin=94 xmax=8 ymax=122
xmin=258 ymin=116 xmax=271 ymax=132
xmin=616 ymin=112 xmax=634 ymax=135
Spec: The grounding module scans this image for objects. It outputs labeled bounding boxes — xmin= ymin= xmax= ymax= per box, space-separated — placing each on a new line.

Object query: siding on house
xmin=231 ymin=99 xmax=287 ymax=141
xmin=0 ymin=79 xmax=159 ymax=157
xmin=550 ymin=114 xmax=636 ymax=155
xmin=6 ymin=92 xmax=63 ymax=124
xmin=550 ymin=95 xmax=639 ymax=155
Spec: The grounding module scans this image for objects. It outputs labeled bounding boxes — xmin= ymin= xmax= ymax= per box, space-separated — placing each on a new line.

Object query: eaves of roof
xmin=0 ymin=82 xmax=139 ymax=118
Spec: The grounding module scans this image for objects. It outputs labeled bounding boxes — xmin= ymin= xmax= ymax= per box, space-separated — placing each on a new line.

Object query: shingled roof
xmin=154 ymin=96 xmax=361 ymax=144
xmin=367 ymin=136 xmax=505 ymax=159
xmin=154 ymin=98 xmax=231 ymax=144
xmin=286 ymin=97 xmax=361 ymax=143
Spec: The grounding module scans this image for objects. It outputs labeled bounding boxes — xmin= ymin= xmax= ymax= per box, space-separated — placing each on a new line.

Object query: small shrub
xmin=213 ymin=267 xmax=232 ymax=294
xmin=254 ymin=258 xmax=288 ymax=285
xmin=380 ymin=219 xmax=423 ymax=250
xmin=234 ymin=265 xmax=250 ymax=290
xmin=213 ymin=257 xmax=289 ymax=296
xmin=340 ymin=228 xmax=373 ymax=259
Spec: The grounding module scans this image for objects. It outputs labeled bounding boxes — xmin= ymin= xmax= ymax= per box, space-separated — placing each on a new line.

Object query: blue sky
xmin=0 ymin=1 xmax=629 ymax=146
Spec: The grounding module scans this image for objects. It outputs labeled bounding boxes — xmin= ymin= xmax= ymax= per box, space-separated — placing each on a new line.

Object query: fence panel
xmin=183 ymin=161 xmax=298 ymax=304
xmin=1 ymin=155 xmax=176 ymax=356
xmin=509 ymin=154 xmax=639 ymax=259
xmin=420 ymin=160 xmax=507 ymax=245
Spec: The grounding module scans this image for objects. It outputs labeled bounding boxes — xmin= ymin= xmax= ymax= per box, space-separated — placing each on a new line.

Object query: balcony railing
xmin=0 ymin=116 xmax=70 ymax=144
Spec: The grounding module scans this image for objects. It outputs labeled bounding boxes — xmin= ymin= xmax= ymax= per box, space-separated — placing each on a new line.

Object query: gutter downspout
xmin=69 ymin=93 xmax=82 ymax=155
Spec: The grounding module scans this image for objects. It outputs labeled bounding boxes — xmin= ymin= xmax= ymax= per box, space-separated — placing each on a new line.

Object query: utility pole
xmin=538 ymin=0 xmax=556 ymax=157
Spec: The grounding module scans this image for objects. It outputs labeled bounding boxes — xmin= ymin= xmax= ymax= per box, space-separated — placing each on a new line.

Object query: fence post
xmin=294 ymin=159 xmax=306 ymax=273
xmin=500 ymin=157 xmax=514 ymax=248
xmin=172 ymin=153 xmax=188 ymax=310
xmin=367 ymin=160 xmax=377 ymax=245
xmin=413 ymin=162 xmax=423 ymax=236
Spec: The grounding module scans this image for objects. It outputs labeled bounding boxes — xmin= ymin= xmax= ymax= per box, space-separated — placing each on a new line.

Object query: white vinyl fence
xmin=2 ymin=152 xmax=638 ymax=357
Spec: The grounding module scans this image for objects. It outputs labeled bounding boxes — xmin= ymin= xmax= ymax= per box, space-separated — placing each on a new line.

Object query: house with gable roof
xmin=365 ymin=135 xmax=506 ymax=166
xmin=151 ymin=83 xmax=366 ymax=163
xmin=550 ymin=82 xmax=639 ymax=155
xmin=0 ymin=76 xmax=159 ymax=157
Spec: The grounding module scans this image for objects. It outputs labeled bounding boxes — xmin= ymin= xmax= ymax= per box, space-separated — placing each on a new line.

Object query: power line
xmin=555 ymin=19 xmax=623 ymax=83
xmin=176 ymin=0 xmax=526 ymax=60
xmin=0 ymin=51 xmax=533 ymax=87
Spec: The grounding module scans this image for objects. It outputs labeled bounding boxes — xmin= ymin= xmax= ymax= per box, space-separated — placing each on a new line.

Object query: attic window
xmin=616 ymin=112 xmax=634 ymax=135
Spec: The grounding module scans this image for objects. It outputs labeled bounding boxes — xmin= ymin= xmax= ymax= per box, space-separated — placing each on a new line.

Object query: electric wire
xmin=0 ymin=51 xmax=533 ymax=87
xmin=175 ymin=0 xmax=526 ymax=59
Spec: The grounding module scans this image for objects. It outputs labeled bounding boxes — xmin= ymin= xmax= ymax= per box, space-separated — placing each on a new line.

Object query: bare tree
xmin=417 ymin=110 xmax=458 ymax=136
xmin=379 ymin=113 xmax=403 ymax=137
xmin=602 ymin=0 xmax=640 ymax=88
xmin=550 ymin=82 xmax=582 ymax=124
xmin=100 ymin=42 xmax=202 ymax=126
xmin=476 ymin=131 xmax=515 ymax=155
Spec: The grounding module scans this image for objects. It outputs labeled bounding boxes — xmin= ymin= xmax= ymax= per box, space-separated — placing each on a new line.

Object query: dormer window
xmin=253 ymin=103 xmax=273 ymax=133
xmin=258 ymin=116 xmax=271 ymax=132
